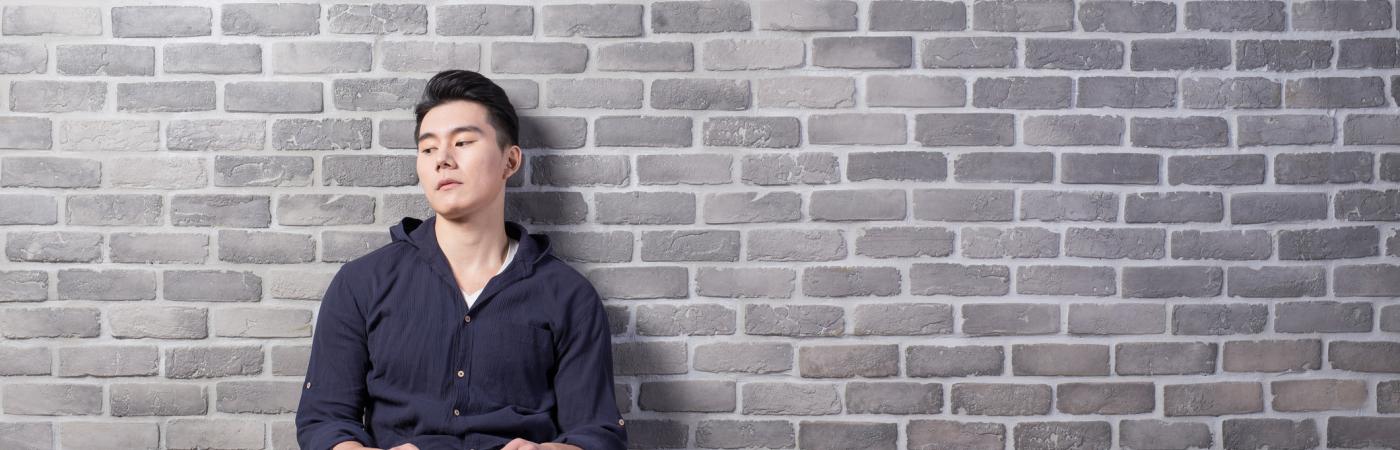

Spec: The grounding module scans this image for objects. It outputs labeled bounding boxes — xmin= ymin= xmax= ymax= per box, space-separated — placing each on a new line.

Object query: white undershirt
xmin=462 ymin=237 xmax=518 ymax=310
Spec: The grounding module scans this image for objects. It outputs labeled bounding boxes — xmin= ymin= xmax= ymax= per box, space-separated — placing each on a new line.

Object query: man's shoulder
xmin=332 ymin=240 xmax=417 ymax=283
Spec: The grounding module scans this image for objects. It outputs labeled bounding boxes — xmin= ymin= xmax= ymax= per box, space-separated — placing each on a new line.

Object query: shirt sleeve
xmin=549 ymin=283 xmax=628 ymax=450
xmin=297 ymin=267 xmax=378 ymax=450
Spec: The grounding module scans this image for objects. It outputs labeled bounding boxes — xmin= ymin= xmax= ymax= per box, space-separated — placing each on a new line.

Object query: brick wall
xmin=2 ymin=1 xmax=1399 ymax=449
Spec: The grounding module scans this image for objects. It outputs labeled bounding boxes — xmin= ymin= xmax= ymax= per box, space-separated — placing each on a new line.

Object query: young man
xmin=296 ymin=70 xmax=627 ymax=450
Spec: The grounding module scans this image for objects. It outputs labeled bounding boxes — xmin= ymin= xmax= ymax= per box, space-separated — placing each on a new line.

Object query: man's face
xmin=415 ymin=100 xmax=520 ymax=219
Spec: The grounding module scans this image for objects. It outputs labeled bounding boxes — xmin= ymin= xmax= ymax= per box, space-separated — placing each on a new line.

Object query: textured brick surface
xmin=2 ymin=1 xmax=1398 ymax=448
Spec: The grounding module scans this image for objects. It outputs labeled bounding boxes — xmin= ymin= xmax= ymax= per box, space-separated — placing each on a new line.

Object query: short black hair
xmin=413 ymin=70 xmax=519 ymax=151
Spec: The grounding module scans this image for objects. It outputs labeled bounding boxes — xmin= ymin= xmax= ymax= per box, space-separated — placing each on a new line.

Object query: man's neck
xmin=434 ymin=212 xmax=511 ymax=277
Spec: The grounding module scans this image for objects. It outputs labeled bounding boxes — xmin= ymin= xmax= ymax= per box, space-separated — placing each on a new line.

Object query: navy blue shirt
xmin=296 ymin=216 xmax=627 ymax=450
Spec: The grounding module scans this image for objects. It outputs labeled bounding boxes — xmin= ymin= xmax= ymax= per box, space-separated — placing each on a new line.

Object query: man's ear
xmin=505 ymin=146 xmax=521 ymax=179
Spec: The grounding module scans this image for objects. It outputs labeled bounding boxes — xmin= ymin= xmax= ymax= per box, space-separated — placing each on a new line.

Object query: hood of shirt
xmin=389 ymin=215 xmax=553 ymax=290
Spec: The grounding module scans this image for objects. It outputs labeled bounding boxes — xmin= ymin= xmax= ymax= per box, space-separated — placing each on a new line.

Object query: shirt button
xmin=456 ymin=370 xmax=464 ymax=378
xmin=305 ymin=382 xmax=311 ymax=388
xmin=619 ymin=418 xmax=625 ymax=426
xmin=463 ymin=314 xmax=472 ymax=323
xmin=453 ymin=409 xmax=460 ymax=416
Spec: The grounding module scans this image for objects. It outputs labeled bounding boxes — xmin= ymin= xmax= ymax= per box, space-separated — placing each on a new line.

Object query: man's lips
xmin=436 ymin=180 xmax=462 ymax=190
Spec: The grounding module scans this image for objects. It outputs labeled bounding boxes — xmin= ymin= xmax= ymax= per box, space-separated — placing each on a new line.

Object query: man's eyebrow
xmin=417 ymin=125 xmax=484 ymax=143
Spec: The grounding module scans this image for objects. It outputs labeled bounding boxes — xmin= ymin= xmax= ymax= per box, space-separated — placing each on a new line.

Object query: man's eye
xmin=456 ymin=141 xmax=474 ymax=147
xmin=421 ymin=147 xmax=434 ymax=153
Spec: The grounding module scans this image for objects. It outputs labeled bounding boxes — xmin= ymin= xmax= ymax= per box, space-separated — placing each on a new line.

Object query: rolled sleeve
xmin=297 ymin=268 xmax=377 ymax=450
xmin=549 ymin=284 xmax=627 ymax=450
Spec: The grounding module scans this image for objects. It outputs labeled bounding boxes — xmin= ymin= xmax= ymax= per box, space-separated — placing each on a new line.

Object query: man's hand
xmin=331 ymin=441 xmax=419 ymax=450
xmin=501 ymin=439 xmax=582 ymax=450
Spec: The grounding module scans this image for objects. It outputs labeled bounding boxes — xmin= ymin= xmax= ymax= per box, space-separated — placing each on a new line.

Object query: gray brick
xmin=707 ymin=118 xmax=800 ymax=148
xmin=0 ymin=271 xmax=47 ymax=302
xmin=1222 ymin=418 xmax=1319 ymax=450
xmin=214 ymin=307 xmax=311 ymax=338
xmin=625 ymin=420 xmax=687 ymax=448
xmin=272 ymin=118 xmax=371 ymax=150
xmin=846 ymin=381 xmax=941 ymax=414
xmin=0 ymin=194 xmax=56 ymax=225
xmin=1017 ymin=265 xmax=1116 ymax=296
xmin=9 ymin=80 xmax=105 ymax=113
xmin=745 ymin=304 xmax=844 ymax=337
xmin=226 ymin=81 xmax=323 ymax=113
xmin=61 ymin=422 xmax=157 ymax=447
xmin=381 ymin=41 xmax=480 ymax=73
xmin=803 ymin=266 xmax=900 ymax=297
xmin=1013 ymin=344 xmax=1110 ymax=376
xmin=1024 ymin=115 xmax=1125 ymax=146
xmin=950 ymin=383 xmax=1052 ymax=416
xmin=1119 ymin=420 xmax=1213 ymax=450
xmin=914 ymin=189 xmax=1013 ymax=221
xmin=1125 ymin=192 xmax=1224 ymax=224
xmin=1168 ymin=154 xmax=1267 ymax=185
xmin=915 ymin=113 xmax=1014 ymax=146
xmin=595 ymin=116 xmax=692 ymax=147
xmin=56 ymin=269 xmax=157 ymax=301
xmin=2 ymin=6 xmax=101 ymax=36
xmin=1116 ymin=342 xmax=1217 ymax=375
xmin=113 ymin=6 xmax=211 ymax=37
xmin=1279 ymin=226 xmax=1378 ymax=260
xmin=1025 ymin=39 xmax=1124 ymax=70
xmin=867 ymin=75 xmax=965 ymax=107
xmin=1223 ymin=339 xmax=1320 ymax=373
xmin=922 ymin=37 xmax=1016 ymax=68
xmin=273 ymin=42 xmax=371 ymax=74
xmin=694 ymin=342 xmax=792 ymax=373
xmin=0 ymin=117 xmax=51 ymax=149
xmin=1286 ymin=77 xmax=1388 ymax=108
xmin=57 ymin=345 xmax=158 ymax=377
xmin=1069 ymin=303 xmax=1167 ymax=335
xmin=641 ymin=230 xmax=739 ymax=262
xmin=871 ymin=0 xmax=967 ymax=31
xmin=163 ymin=270 xmax=261 ymax=302
xmin=853 ymin=303 xmax=952 ymax=335
xmin=110 ymin=305 xmax=208 ymax=339
xmin=973 ymin=0 xmax=1073 ymax=31
xmin=639 ymin=380 xmax=735 ymax=412
xmin=651 ymin=79 xmax=749 ymax=110
xmin=695 ymin=267 xmax=795 ymax=298
xmin=507 ymin=191 xmax=589 ymax=224
xmin=118 ymin=81 xmax=217 ymax=112
xmin=324 ymin=155 xmax=416 ymax=187
xmin=595 ymin=192 xmax=694 ymax=225
xmin=962 ymin=303 xmax=1059 ymax=336
xmin=519 ymin=116 xmax=586 ymax=149
xmin=1131 ymin=116 xmax=1230 ymax=148
xmin=171 ymin=195 xmax=270 ymax=228
xmin=5 ymin=231 xmax=102 ymax=263
xmin=1339 ymin=38 xmax=1400 ymax=69
xmin=696 ymin=420 xmax=793 ymax=449
xmin=1079 ymin=1 xmax=1176 ymax=32
xmin=703 ymin=39 xmax=803 ymax=70
xmin=908 ymin=345 xmax=1004 ymax=377
xmin=56 ymin=44 xmax=153 ymax=76
xmin=1186 ymin=1 xmax=1286 ymax=31
xmin=547 ymin=78 xmax=644 ymax=109
xmin=1065 ymin=227 xmax=1165 ymax=259
xmin=653 ymin=0 xmax=752 ymax=32
xmin=1021 ymin=190 xmax=1118 ymax=222
xmin=1172 ymin=303 xmax=1266 ymax=335
xmin=277 ymin=194 xmax=375 ymax=226
xmin=1 ymin=383 xmax=102 ymax=415
xmin=165 ymin=345 xmax=263 ymax=379
xmin=599 ymin=42 xmax=694 ymax=72
xmin=164 ymin=43 xmax=261 ymax=74
xmin=1237 ymin=40 xmax=1333 ymax=71
xmin=758 ymin=0 xmax=857 ymax=30
xmin=703 ymin=191 xmax=799 ymax=223
xmin=912 ymin=263 xmax=1010 ymax=296
xmin=0 ymin=43 xmax=45 ymax=74
xmin=613 ymin=341 xmax=687 ymax=375
xmin=1131 ymin=39 xmax=1231 ymax=70
xmin=1 ymin=157 xmax=101 ymax=188
xmin=322 ymin=231 xmax=390 ymax=263
xmin=436 ymin=5 xmax=532 ymax=35
xmin=1164 ymin=382 xmax=1263 ymax=416
xmin=1230 ymin=192 xmax=1328 ymax=224
xmin=955 ymin=152 xmax=1054 ymax=184
xmin=271 ymin=345 xmax=311 ymax=376
xmin=1380 ymin=380 xmax=1400 ymax=413
xmin=546 ymin=231 xmax=633 ymax=264
xmin=806 ymin=423 xmax=903 ymax=449
xmin=215 ymin=155 xmax=313 ymax=187
xmin=221 ymin=3 xmax=319 ymax=36
xmin=1271 ymin=379 xmax=1366 ymax=412
xmin=1015 ymin=422 xmax=1112 ymax=450
xmin=166 ymin=419 xmax=264 ymax=450
xmin=1182 ymin=77 xmax=1281 ymax=109
xmin=1078 ymin=76 xmax=1176 ymax=108
xmin=636 ymin=304 xmax=735 ymax=336
xmin=543 ymin=4 xmax=642 ymax=37
xmin=1276 ymin=151 xmax=1373 ymax=184
xmin=1293 ymin=0 xmax=1394 ymax=30
xmin=810 ymin=114 xmax=906 ymax=145
xmin=327 ymin=3 xmax=426 ymax=34
xmin=747 ymin=229 xmax=846 ymax=262
xmin=491 ymin=42 xmax=587 ymax=74
xmin=66 ymin=194 xmax=161 ymax=226
xmin=110 ymin=233 xmax=208 ymax=264
xmin=587 ymin=267 xmax=688 ymax=300
xmin=908 ymin=420 xmax=1005 ymax=450
xmin=756 ymin=76 xmax=855 ymax=108
xmin=1329 ymin=417 xmax=1400 ymax=448
xmin=856 ymin=226 xmax=955 ymax=258
xmin=960 ymin=226 xmax=1058 ymax=258
xmin=111 ymin=383 xmax=208 ymax=416
xmin=742 ymin=382 xmax=841 ymax=415
xmin=813 ymin=36 xmax=913 ymax=69
xmin=1331 ymin=340 xmax=1400 ymax=373
xmin=217 ymin=230 xmax=315 ymax=264
xmin=333 ymin=78 xmax=425 ymax=111
xmin=0 ymin=307 xmax=100 ymax=339
xmin=1057 ymin=382 xmax=1155 ymax=414
xmin=168 ymin=120 xmax=265 ymax=151
xmin=1173 ymin=230 xmax=1272 ymax=261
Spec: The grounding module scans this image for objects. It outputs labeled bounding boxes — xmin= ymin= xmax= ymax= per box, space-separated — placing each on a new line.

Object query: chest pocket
xmin=470 ymin=320 xmax=555 ymax=409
